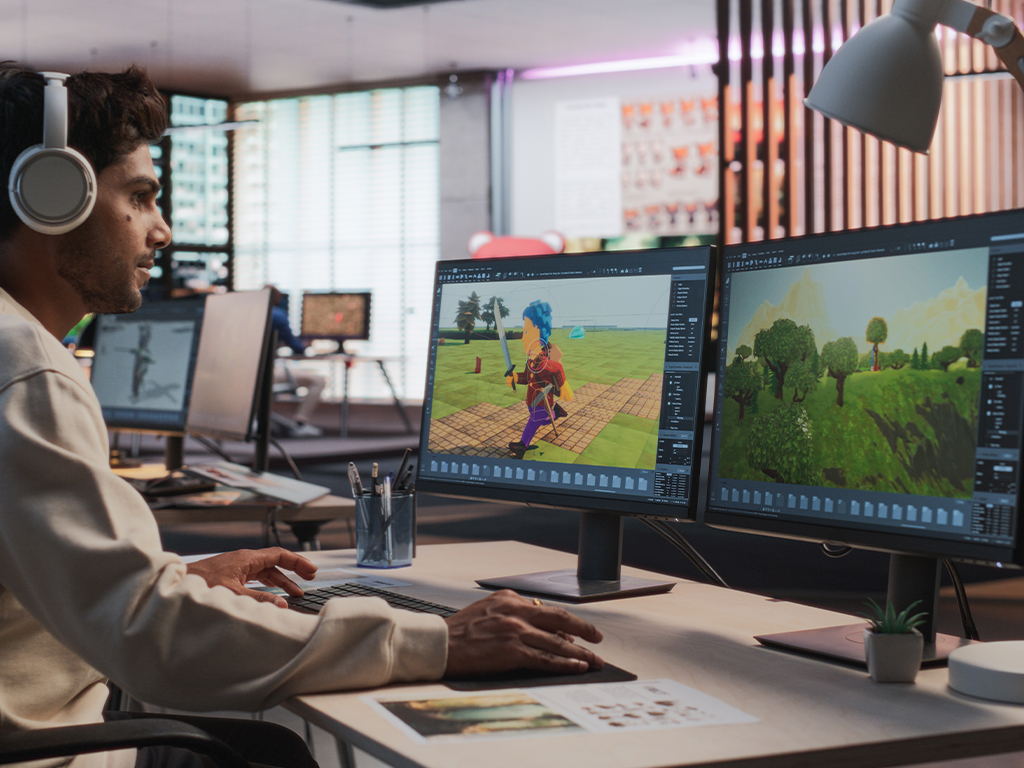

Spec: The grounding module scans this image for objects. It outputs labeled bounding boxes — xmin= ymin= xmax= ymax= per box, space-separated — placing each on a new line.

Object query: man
xmin=266 ymin=284 xmax=326 ymax=438
xmin=0 ymin=64 xmax=603 ymax=768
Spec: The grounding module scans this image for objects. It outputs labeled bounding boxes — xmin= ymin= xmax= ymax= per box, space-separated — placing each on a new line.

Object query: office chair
xmin=0 ymin=718 xmax=249 ymax=768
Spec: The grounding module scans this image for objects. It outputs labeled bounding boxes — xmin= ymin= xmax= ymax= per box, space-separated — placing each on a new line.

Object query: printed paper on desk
xmin=531 ymin=679 xmax=759 ymax=733
xmin=364 ymin=679 xmax=757 ymax=744
xmin=364 ymin=689 xmax=584 ymax=743
xmin=186 ymin=461 xmax=329 ymax=504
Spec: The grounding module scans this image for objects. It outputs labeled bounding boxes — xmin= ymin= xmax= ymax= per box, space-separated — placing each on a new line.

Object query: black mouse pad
xmin=443 ymin=662 xmax=636 ymax=691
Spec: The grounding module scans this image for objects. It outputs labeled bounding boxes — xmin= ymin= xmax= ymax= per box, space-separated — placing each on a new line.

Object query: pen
xmin=398 ymin=464 xmax=415 ymax=492
xmin=394 ymin=448 xmax=411 ymax=493
xmin=383 ymin=476 xmax=393 ymax=566
xmin=347 ymin=462 xmax=363 ymax=497
xmin=371 ymin=463 xmax=379 ymax=497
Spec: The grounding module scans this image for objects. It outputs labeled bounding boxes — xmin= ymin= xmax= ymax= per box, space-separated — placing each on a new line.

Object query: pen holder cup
xmin=355 ymin=492 xmax=414 ymax=568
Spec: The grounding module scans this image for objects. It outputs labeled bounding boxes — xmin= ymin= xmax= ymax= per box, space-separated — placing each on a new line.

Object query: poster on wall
xmin=621 ymin=76 xmax=719 ymax=237
xmin=554 ymin=98 xmax=623 ymax=239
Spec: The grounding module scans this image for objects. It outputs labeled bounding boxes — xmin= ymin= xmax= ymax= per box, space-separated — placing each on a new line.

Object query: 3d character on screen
xmin=506 ymin=300 xmax=575 ymax=459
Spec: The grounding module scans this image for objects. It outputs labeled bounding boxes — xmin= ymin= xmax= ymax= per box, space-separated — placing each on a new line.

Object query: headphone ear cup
xmin=8 ymin=144 xmax=97 ymax=235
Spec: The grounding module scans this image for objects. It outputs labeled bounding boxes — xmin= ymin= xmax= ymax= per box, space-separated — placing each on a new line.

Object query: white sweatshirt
xmin=0 ymin=288 xmax=448 ymax=768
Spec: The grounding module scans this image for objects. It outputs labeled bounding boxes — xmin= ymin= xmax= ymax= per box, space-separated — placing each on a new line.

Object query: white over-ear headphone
xmin=8 ymin=72 xmax=97 ymax=235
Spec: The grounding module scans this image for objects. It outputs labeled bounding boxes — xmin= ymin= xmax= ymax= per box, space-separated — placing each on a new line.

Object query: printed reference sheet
xmin=365 ymin=679 xmax=758 ymax=743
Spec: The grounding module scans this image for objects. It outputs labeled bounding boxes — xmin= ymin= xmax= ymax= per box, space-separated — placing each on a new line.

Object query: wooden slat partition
xmin=717 ymin=0 xmax=1024 ymax=246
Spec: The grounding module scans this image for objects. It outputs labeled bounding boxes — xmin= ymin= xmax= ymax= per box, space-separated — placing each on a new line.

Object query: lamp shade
xmin=804 ymin=7 xmax=945 ymax=153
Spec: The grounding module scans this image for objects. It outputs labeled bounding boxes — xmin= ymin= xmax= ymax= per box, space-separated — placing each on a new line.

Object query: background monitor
xmin=90 ymin=296 xmax=205 ymax=435
xmin=186 ymin=289 xmax=273 ymax=443
xmin=707 ymin=209 xmax=1024 ymax=662
xmin=301 ymin=292 xmax=371 ymax=349
xmin=416 ymin=246 xmax=716 ymax=600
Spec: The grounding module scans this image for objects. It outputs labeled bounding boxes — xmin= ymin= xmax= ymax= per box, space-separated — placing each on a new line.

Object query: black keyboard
xmin=287 ymin=582 xmax=459 ymax=617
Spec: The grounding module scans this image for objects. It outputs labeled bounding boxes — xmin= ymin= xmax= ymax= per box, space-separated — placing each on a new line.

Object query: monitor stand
xmin=476 ymin=511 xmax=675 ymax=602
xmin=755 ymin=553 xmax=973 ymax=667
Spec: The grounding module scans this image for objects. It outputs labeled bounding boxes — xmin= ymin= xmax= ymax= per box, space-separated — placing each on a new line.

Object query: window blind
xmin=232 ymin=87 xmax=440 ymax=402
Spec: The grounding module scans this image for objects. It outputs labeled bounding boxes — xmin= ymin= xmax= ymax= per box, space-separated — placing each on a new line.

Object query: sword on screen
xmin=494 ymin=303 xmax=516 ymax=392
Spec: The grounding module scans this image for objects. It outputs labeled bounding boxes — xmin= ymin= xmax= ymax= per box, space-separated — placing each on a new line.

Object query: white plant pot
xmin=864 ymin=628 xmax=924 ymax=683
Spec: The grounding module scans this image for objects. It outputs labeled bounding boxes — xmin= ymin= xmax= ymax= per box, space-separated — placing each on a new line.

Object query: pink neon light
xmin=521 ymin=25 xmax=864 ymax=80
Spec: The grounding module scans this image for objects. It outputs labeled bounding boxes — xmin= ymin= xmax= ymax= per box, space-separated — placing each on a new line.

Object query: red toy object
xmin=468 ymin=231 xmax=565 ymax=259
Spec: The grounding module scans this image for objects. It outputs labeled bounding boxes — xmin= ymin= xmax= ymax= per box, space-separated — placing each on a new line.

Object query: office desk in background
xmin=300 ymin=353 xmax=413 ymax=437
xmin=288 ymin=542 xmax=1024 ymax=768
xmin=114 ymin=464 xmax=355 ymax=550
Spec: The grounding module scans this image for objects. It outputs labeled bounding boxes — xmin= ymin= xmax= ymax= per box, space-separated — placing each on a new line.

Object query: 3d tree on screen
xmin=724 ymin=357 xmax=762 ymax=421
xmin=787 ymin=359 xmax=820 ymax=403
xmin=888 ymin=349 xmax=909 ymax=370
xmin=746 ymin=403 xmax=813 ymax=484
xmin=960 ymin=329 xmax=984 ymax=368
xmin=455 ymin=292 xmax=482 ymax=343
xmin=753 ymin=318 xmax=816 ymax=400
xmin=821 ymin=336 xmax=859 ymax=406
xmin=866 ymin=317 xmax=888 ymax=371
xmin=921 ymin=341 xmax=930 ymax=369
xmin=933 ymin=345 xmax=964 ymax=372
xmin=734 ymin=344 xmax=752 ymax=362
xmin=481 ymin=296 xmax=509 ymax=332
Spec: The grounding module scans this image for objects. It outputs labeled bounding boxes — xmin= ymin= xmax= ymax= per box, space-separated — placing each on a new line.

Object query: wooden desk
xmin=287 ymin=542 xmax=1024 ymax=768
xmin=114 ymin=465 xmax=355 ymax=550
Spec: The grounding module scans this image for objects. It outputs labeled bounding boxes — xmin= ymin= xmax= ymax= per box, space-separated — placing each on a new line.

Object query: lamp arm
xmin=941 ymin=0 xmax=1024 ymax=91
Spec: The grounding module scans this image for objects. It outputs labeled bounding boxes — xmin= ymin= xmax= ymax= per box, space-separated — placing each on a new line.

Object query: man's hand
xmin=444 ymin=590 xmax=604 ymax=677
xmin=185 ymin=548 xmax=318 ymax=609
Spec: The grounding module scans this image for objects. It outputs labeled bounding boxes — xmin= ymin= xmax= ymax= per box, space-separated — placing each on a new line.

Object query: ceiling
xmin=0 ymin=0 xmax=717 ymax=98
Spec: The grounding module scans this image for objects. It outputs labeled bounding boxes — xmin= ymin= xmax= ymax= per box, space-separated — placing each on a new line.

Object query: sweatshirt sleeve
xmin=0 ymin=367 xmax=448 ymax=712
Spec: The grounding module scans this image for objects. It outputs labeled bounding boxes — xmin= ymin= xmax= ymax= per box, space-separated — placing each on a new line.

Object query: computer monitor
xmin=301 ymin=292 xmax=371 ymax=351
xmin=417 ymin=246 xmax=716 ymax=601
xmin=90 ymin=296 xmax=205 ymax=435
xmin=707 ymin=209 xmax=1024 ymax=663
xmin=185 ymin=289 xmax=273 ymax=443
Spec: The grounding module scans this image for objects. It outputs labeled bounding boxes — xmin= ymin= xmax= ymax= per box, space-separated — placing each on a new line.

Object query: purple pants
xmin=521 ymin=404 xmax=553 ymax=445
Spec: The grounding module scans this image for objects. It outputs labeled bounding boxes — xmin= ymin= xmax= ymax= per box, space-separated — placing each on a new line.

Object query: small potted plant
xmin=861 ymin=599 xmax=928 ymax=683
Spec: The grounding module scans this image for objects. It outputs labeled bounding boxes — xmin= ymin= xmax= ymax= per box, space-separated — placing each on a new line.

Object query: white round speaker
xmin=948 ymin=641 xmax=1024 ymax=704
xmin=7 ymin=72 xmax=97 ymax=235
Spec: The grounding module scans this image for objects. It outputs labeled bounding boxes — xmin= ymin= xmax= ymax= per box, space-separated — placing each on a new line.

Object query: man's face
xmin=55 ymin=144 xmax=171 ymax=314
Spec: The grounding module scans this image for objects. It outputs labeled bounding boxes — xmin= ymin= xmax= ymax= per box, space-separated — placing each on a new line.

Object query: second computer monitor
xmin=185 ymin=289 xmax=273 ymax=442
xmin=301 ymin=292 xmax=371 ymax=350
xmin=90 ymin=297 xmax=205 ymax=435
xmin=416 ymin=246 xmax=716 ymax=599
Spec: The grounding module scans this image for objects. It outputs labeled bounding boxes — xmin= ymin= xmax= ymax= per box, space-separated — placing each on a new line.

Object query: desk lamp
xmin=804 ymin=0 xmax=1024 ymax=152
xmin=803 ymin=0 xmax=1024 ymax=704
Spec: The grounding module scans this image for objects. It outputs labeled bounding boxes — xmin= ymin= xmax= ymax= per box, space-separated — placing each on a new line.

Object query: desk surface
xmin=287 ymin=542 xmax=1024 ymax=768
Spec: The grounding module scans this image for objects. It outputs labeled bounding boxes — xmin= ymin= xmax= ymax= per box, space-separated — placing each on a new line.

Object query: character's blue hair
xmin=522 ymin=300 xmax=552 ymax=343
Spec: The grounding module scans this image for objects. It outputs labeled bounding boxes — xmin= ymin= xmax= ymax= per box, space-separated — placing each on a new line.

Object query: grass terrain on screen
xmin=427 ymin=275 xmax=671 ymax=469
xmin=717 ymin=250 xmax=987 ymax=499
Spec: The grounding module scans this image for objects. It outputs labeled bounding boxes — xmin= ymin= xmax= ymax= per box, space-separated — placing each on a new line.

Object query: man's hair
xmin=0 ymin=63 xmax=167 ymax=241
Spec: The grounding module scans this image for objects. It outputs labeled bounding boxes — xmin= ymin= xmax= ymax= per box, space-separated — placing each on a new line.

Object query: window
xmin=232 ymin=86 xmax=440 ymax=401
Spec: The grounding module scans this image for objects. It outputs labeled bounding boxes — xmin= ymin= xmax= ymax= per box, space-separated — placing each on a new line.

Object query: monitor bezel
xmin=91 ymin=297 xmax=206 ymax=436
xmin=300 ymin=291 xmax=372 ymax=342
xmin=704 ymin=210 xmax=1024 ymax=569
xmin=184 ymin=289 xmax=274 ymax=443
xmin=416 ymin=245 xmax=717 ymax=524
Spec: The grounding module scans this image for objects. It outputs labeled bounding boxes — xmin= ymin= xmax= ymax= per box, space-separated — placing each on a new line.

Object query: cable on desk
xmin=640 ymin=518 xmax=729 ymax=589
xmin=269 ymin=437 xmax=303 ymax=481
xmin=943 ymin=559 xmax=981 ymax=641
xmin=263 ymin=505 xmax=282 ymax=548
xmin=821 ymin=543 xmax=853 ymax=559
xmin=192 ymin=434 xmax=235 ymax=463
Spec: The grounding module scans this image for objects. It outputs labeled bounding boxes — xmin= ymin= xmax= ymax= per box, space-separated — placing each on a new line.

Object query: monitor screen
xmin=707 ymin=209 xmax=1024 ymax=570
xmin=301 ymin=292 xmax=371 ymax=341
xmin=418 ymin=247 xmax=715 ymax=524
xmin=90 ymin=297 xmax=205 ymax=434
xmin=185 ymin=289 xmax=273 ymax=442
